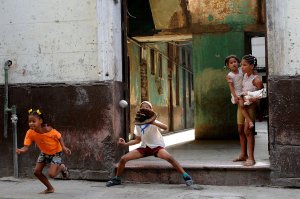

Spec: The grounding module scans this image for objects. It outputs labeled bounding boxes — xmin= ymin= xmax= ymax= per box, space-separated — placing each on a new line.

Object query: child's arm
xmin=152 ymin=120 xmax=168 ymax=130
xmin=119 ymin=136 xmax=141 ymax=147
xmin=226 ymin=75 xmax=239 ymax=103
xmin=16 ymin=146 xmax=29 ymax=155
xmin=58 ymin=137 xmax=72 ymax=155
xmin=253 ymin=77 xmax=263 ymax=90
xmin=249 ymin=77 xmax=264 ymax=103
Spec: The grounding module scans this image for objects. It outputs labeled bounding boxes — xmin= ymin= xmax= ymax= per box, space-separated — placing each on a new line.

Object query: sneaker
xmin=61 ymin=164 xmax=70 ymax=180
xmin=106 ymin=177 xmax=121 ymax=187
xmin=183 ymin=175 xmax=193 ymax=186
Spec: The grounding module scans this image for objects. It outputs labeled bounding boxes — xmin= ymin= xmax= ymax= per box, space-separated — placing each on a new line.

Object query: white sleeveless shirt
xmin=242 ymin=73 xmax=259 ymax=93
xmin=227 ymin=67 xmax=243 ymax=103
xmin=134 ymin=121 xmax=165 ymax=149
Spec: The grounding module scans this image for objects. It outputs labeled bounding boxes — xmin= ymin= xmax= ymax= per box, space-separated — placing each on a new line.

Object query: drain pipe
xmin=4 ymin=60 xmax=19 ymax=178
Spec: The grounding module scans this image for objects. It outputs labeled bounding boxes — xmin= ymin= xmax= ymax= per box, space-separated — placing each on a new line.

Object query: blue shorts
xmin=37 ymin=152 xmax=63 ymax=165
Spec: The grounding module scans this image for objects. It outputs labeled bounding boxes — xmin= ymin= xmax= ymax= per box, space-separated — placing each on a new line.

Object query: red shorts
xmin=136 ymin=146 xmax=164 ymax=157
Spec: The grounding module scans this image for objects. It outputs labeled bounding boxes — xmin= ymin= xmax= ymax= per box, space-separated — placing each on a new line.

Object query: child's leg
xmin=115 ymin=149 xmax=143 ymax=176
xmin=243 ymin=124 xmax=256 ymax=166
xmin=243 ymin=104 xmax=256 ymax=166
xmin=233 ymin=124 xmax=248 ymax=161
xmin=157 ymin=149 xmax=193 ymax=186
xmin=106 ymin=149 xmax=143 ymax=187
xmin=234 ymin=107 xmax=248 ymax=162
xmin=33 ymin=162 xmax=55 ymax=193
xmin=48 ymin=152 xmax=69 ymax=179
xmin=156 ymin=149 xmax=185 ymax=173
xmin=48 ymin=163 xmax=64 ymax=178
xmin=238 ymin=98 xmax=254 ymax=128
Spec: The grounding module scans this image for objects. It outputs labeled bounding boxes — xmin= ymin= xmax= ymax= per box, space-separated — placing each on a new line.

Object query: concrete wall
xmin=267 ymin=0 xmax=300 ymax=187
xmin=189 ymin=0 xmax=258 ymax=26
xmin=0 ymin=0 xmax=124 ymax=179
xmin=193 ymin=32 xmax=245 ymax=139
xmin=0 ymin=0 xmax=122 ymax=83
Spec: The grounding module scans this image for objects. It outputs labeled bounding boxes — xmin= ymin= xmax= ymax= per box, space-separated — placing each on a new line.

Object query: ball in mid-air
xmin=119 ymin=100 xmax=128 ymax=108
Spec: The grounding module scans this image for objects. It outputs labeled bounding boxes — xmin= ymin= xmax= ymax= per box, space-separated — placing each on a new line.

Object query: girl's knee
xmin=238 ymin=128 xmax=244 ymax=135
xmin=48 ymin=173 xmax=56 ymax=179
xmin=245 ymin=130 xmax=253 ymax=137
xmin=33 ymin=170 xmax=42 ymax=176
xmin=161 ymin=154 xmax=174 ymax=162
xmin=119 ymin=156 xmax=128 ymax=164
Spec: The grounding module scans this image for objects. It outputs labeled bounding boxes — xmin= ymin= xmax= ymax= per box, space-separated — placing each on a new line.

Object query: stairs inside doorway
xmin=119 ymin=160 xmax=270 ymax=186
xmin=118 ymin=122 xmax=270 ymax=186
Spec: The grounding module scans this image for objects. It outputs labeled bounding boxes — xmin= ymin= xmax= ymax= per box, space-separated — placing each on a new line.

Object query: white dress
xmin=227 ymin=67 xmax=243 ymax=104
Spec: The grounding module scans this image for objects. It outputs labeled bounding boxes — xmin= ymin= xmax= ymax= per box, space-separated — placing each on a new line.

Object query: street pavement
xmin=0 ymin=177 xmax=299 ymax=199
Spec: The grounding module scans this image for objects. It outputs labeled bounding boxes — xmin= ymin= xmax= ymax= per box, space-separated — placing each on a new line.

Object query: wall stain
xmin=75 ymin=87 xmax=89 ymax=105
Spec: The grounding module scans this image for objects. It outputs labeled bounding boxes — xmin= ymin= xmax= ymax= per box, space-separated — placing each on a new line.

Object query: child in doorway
xmin=106 ymin=101 xmax=193 ymax=187
xmin=16 ymin=109 xmax=71 ymax=194
xmin=237 ymin=54 xmax=263 ymax=166
xmin=225 ymin=55 xmax=254 ymax=131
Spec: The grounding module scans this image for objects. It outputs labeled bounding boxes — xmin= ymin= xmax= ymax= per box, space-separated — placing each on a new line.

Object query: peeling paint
xmin=75 ymin=87 xmax=89 ymax=105
xmin=193 ymin=32 xmax=244 ymax=139
xmin=189 ymin=0 xmax=258 ymax=26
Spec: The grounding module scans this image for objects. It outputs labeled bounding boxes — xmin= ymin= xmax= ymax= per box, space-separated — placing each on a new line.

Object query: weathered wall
xmin=189 ymin=0 xmax=258 ymax=27
xmin=0 ymin=0 xmax=122 ymax=83
xmin=149 ymin=0 xmax=189 ymax=30
xmin=127 ymin=39 xmax=194 ymax=134
xmin=0 ymin=83 xmax=125 ymax=179
xmin=191 ymin=0 xmax=261 ymax=139
xmin=267 ymin=0 xmax=300 ymax=187
xmin=193 ymin=32 xmax=244 ymax=139
xmin=0 ymin=0 xmax=124 ymax=179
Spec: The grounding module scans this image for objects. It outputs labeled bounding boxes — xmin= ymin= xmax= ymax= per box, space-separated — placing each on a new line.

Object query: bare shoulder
xmin=253 ymin=76 xmax=263 ymax=89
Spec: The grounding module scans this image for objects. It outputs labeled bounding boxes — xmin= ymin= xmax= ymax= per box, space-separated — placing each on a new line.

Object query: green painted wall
xmin=148 ymin=43 xmax=169 ymax=107
xmin=128 ymin=40 xmax=194 ymax=133
xmin=193 ymin=32 xmax=244 ymax=139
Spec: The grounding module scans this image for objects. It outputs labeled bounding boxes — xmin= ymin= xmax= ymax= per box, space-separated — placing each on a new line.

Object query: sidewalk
xmin=0 ymin=177 xmax=299 ymax=199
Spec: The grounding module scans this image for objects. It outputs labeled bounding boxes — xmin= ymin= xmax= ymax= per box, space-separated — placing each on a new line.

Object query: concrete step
xmin=119 ymin=160 xmax=271 ymax=186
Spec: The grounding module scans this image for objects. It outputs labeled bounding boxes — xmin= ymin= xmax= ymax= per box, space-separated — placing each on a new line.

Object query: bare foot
xmin=39 ymin=189 xmax=55 ymax=194
xmin=243 ymin=159 xmax=256 ymax=166
xmin=233 ymin=155 xmax=248 ymax=162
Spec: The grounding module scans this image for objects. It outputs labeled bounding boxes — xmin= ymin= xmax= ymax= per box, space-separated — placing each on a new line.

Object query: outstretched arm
xmin=16 ymin=146 xmax=29 ymax=155
xmin=119 ymin=136 xmax=141 ymax=147
xmin=58 ymin=137 xmax=71 ymax=155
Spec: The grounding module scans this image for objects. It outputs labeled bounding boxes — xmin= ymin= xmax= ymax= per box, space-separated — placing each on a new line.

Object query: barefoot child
xmin=106 ymin=101 xmax=193 ymax=187
xmin=239 ymin=55 xmax=263 ymax=166
xmin=225 ymin=55 xmax=254 ymax=130
xmin=16 ymin=109 xmax=71 ymax=194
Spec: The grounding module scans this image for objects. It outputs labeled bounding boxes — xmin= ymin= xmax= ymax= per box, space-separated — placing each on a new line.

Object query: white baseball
xmin=119 ymin=100 xmax=128 ymax=108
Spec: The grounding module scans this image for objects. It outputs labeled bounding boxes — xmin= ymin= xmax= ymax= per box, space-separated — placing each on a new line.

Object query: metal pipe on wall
xmin=3 ymin=60 xmax=19 ymax=178
xmin=4 ymin=60 xmax=12 ymax=138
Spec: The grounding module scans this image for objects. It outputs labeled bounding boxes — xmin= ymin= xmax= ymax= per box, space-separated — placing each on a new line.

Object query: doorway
xmin=124 ymin=0 xmax=269 ymax=165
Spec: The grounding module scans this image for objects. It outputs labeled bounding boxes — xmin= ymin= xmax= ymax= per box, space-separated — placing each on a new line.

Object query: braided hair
xmin=242 ymin=54 xmax=258 ymax=68
xmin=224 ymin=55 xmax=240 ymax=67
